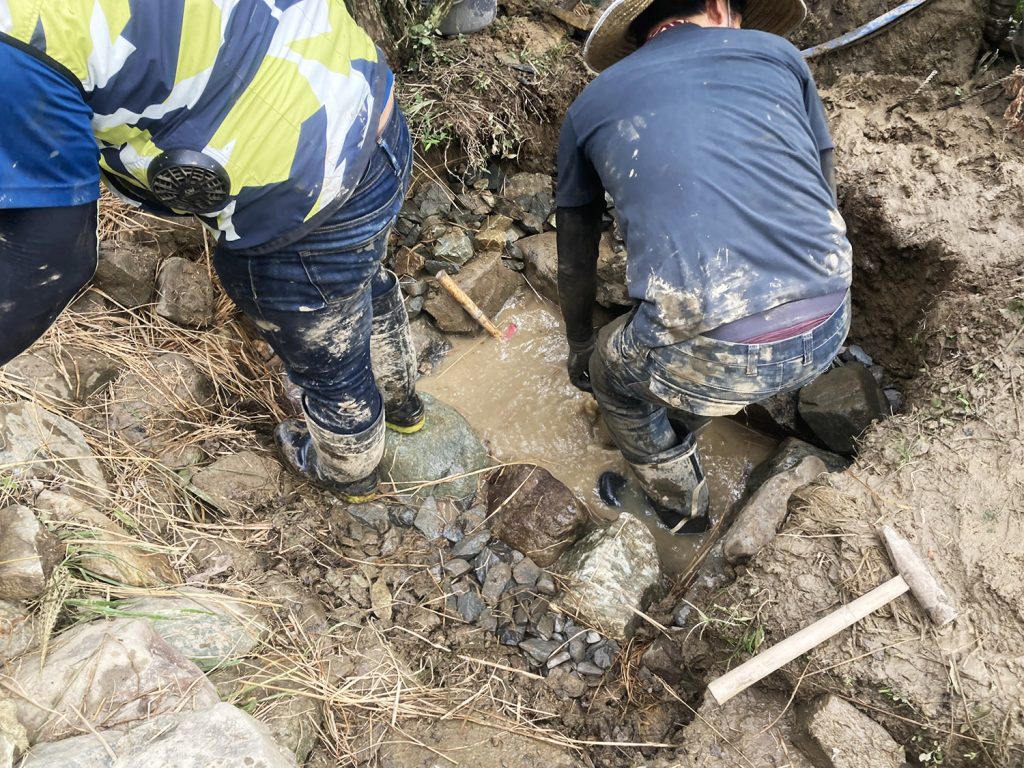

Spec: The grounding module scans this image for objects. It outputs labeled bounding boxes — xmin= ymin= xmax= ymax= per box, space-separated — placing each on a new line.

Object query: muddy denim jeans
xmin=213 ymin=109 xmax=413 ymax=435
xmin=590 ymin=295 xmax=851 ymax=462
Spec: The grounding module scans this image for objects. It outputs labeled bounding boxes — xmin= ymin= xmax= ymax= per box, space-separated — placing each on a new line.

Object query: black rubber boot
xmin=275 ymin=410 xmax=385 ymax=502
xmin=628 ymin=433 xmax=710 ymax=534
xmin=371 ymin=278 xmax=425 ymax=433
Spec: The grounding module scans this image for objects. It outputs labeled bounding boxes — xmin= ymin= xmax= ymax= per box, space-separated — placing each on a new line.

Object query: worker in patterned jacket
xmin=0 ymin=0 xmax=426 ymax=501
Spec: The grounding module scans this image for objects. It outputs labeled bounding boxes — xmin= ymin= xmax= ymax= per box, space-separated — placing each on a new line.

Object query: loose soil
xmin=2 ymin=1 xmax=1023 ymax=767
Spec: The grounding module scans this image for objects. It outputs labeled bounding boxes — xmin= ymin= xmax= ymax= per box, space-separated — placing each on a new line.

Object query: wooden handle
xmin=707 ymin=575 xmax=910 ymax=706
xmin=435 ymin=270 xmax=503 ymax=340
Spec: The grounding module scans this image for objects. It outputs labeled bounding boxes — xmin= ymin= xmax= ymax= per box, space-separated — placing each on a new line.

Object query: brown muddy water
xmin=421 ymin=290 xmax=776 ymax=574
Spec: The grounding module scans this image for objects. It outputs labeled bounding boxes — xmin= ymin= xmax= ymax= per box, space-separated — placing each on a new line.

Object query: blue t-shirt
xmin=0 ymin=38 xmax=99 ymax=208
xmin=557 ymin=25 xmax=852 ymax=346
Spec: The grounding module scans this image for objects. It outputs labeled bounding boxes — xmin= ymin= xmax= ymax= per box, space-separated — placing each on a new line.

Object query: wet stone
xmin=481 ymin=561 xmax=513 ymax=603
xmin=390 ymin=506 xmax=417 ymax=528
xmin=512 ymin=557 xmax=541 ymax=586
xmin=431 ymin=229 xmax=475 ymax=267
xmin=406 ymin=296 xmax=424 ymax=319
xmin=423 ymin=252 xmax=520 ymax=334
xmin=452 ymin=530 xmax=491 ymax=559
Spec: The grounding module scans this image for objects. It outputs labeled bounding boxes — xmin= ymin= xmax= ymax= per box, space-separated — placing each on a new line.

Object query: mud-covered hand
xmin=567 ymin=334 xmax=596 ymax=392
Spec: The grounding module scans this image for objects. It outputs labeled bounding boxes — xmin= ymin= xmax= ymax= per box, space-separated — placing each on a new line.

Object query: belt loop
xmin=746 ymin=344 xmax=758 ymax=375
xmin=802 ymin=332 xmax=814 ymax=365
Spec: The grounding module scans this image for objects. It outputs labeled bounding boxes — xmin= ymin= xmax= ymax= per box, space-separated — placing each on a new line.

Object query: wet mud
xmin=421 ymin=290 xmax=777 ymax=574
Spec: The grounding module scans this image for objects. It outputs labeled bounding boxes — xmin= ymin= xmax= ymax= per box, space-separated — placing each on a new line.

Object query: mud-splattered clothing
xmin=557 ymin=25 xmax=852 ymax=347
xmin=0 ymin=0 xmax=389 ymax=252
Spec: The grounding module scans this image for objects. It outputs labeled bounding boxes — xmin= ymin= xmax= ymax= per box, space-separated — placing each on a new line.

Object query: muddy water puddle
xmin=420 ymin=291 xmax=776 ymax=574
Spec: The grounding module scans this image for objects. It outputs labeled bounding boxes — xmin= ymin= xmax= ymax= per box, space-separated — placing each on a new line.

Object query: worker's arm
xmin=0 ymin=203 xmax=99 ymax=367
xmin=556 ymin=199 xmax=603 ymax=392
xmin=820 ymin=149 xmax=837 ymax=202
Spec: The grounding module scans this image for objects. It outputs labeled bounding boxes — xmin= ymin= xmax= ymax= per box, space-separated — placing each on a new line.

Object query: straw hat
xmin=583 ymin=0 xmax=807 ymax=71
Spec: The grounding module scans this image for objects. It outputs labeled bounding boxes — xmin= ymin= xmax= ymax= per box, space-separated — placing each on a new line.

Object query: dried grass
xmin=1003 ymin=66 xmax=1024 ymax=139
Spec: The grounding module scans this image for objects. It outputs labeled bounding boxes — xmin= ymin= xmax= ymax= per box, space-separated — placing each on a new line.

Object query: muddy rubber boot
xmin=275 ymin=410 xmax=385 ymax=502
xmin=629 ymin=433 xmax=710 ymax=534
xmin=371 ymin=280 xmax=426 ymax=434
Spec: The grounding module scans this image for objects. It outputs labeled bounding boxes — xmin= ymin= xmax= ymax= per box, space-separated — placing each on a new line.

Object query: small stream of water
xmin=420 ymin=291 xmax=776 ymax=574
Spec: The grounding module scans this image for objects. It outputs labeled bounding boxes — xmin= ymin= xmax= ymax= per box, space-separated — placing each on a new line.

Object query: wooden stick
xmin=707 ymin=576 xmax=910 ymax=706
xmin=435 ymin=270 xmax=503 ymax=340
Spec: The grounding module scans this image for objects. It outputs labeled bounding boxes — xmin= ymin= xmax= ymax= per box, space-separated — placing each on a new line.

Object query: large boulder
xmin=487 ymin=464 xmax=591 ymax=567
xmin=112 ymin=587 xmax=268 ymax=671
xmin=796 ymin=695 xmax=905 ymax=768
xmin=0 ymin=402 xmax=109 ymax=503
xmin=381 ymin=393 xmax=490 ymax=501
xmin=0 ymin=505 xmax=64 ymax=601
xmin=517 ymin=231 xmax=629 ymax=307
xmin=18 ymin=702 xmax=298 ymax=768
xmin=155 ymin=256 xmax=215 ymax=328
xmin=190 ymin=450 xmax=285 ymax=515
xmin=6 ymin=618 xmax=219 ymax=744
xmin=92 ymin=243 xmax=161 ymax=308
xmin=745 ymin=437 xmax=850 ymax=497
xmin=722 ymin=456 xmax=828 ymax=565
xmin=798 ymin=363 xmax=889 ymax=454
xmin=378 ymin=719 xmax=576 ymax=768
xmin=0 ymin=601 xmax=37 ymax=663
xmin=554 ymin=513 xmax=661 ymax=640
xmin=423 ymin=252 xmax=520 ymax=334
xmin=34 ymin=491 xmax=177 ymax=588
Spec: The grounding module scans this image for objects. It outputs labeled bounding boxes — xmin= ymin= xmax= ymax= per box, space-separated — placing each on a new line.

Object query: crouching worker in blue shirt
xmin=557 ymin=0 xmax=853 ymax=533
xmin=0 ymin=1 xmax=426 ymax=501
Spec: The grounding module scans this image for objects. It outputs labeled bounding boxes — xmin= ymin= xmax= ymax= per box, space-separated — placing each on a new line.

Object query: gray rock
xmin=723 ymin=456 xmax=829 ymax=565
xmin=406 ymin=295 xmax=424 ymax=319
xmin=8 ymin=618 xmax=219 ymax=744
xmin=155 ymin=256 xmax=215 ymax=327
xmin=437 ymin=0 xmax=497 ymax=35
xmin=408 ymin=316 xmax=452 ymax=373
xmin=431 ymin=228 xmax=475 ymax=267
xmin=0 ymin=402 xmax=109 ymax=503
xmin=536 ymin=573 xmax=557 ymax=595
xmin=0 ymin=505 xmax=64 ymax=600
xmin=535 ymin=614 xmax=555 ymax=640
xmin=520 ymin=638 xmax=560 ymax=663
xmin=555 ymin=514 xmax=660 ymax=641
xmin=423 ymin=252 xmax=520 ymax=334
xmin=798 ymin=363 xmax=889 ymax=454
xmin=452 ymin=530 xmax=491 ymax=559
xmin=884 ymin=387 xmax=904 ymax=414
xmin=481 ymin=561 xmax=513 ymax=603
xmin=591 ymin=643 xmax=617 ymax=670
xmin=746 ymin=437 xmax=849 ymax=497
xmin=381 ymin=393 xmax=490 ymax=501
xmin=113 ymin=587 xmax=268 ymax=670
xmin=497 ymin=173 xmax=555 ymax=234
xmin=0 ymin=601 xmax=37 ymax=663
xmin=2 ymin=351 xmax=73 ymax=403
xmin=841 ymin=344 xmax=874 ymax=367
xmin=60 ymin=346 xmax=123 ymax=400
xmin=796 ymin=694 xmax=905 ymax=768
xmin=512 ymin=557 xmax=541 ymax=586
xmin=569 ymin=636 xmax=587 ymax=662
xmin=744 ymin=389 xmax=802 ymax=436
xmin=378 ymin=720 xmax=575 ymax=768
xmin=585 ymin=630 xmax=601 ymax=643
xmin=34 ymin=491 xmax=177 ymax=588
xmin=19 ymin=702 xmax=298 ymax=768
xmin=393 ymin=245 xmax=425 ymax=278
xmin=413 ymin=180 xmax=453 ymax=218
xmin=105 ymin=351 xmax=214 ymax=464
xmin=401 ymin=277 xmax=428 ymax=298
xmin=546 ymin=666 xmax=588 ymax=700
xmin=347 ymin=502 xmax=391 ymax=532
xmin=0 ymin=700 xmax=27 ymax=768
xmin=641 ymin=636 xmax=688 ymax=685
xmin=488 ymin=464 xmax=590 ymax=568
xmin=191 ymin=450 xmax=284 ymax=515
xmin=444 ymin=559 xmax=472 ymax=578
xmin=517 ymin=231 xmax=629 ymax=307
xmin=457 ymin=589 xmax=486 ymax=623
xmin=92 ymin=242 xmax=160 ymax=307
xmin=413 ymin=496 xmax=457 ymax=540
xmin=261 ymin=575 xmax=329 ymax=637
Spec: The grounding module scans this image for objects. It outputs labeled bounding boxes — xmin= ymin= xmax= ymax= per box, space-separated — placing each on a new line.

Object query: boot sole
xmin=386 ymin=416 xmax=426 ymax=434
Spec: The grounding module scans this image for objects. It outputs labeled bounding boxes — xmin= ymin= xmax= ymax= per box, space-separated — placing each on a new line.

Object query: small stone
xmin=577 ymin=661 xmax=605 ymax=676
xmin=884 ymin=387 xmax=904 ymax=414
xmin=424 ymin=259 xmax=460 ymax=276
xmin=641 ymin=636 xmax=687 ymax=685
xmin=474 ymin=215 xmax=516 ymax=251
xmin=414 ymin=497 xmax=446 ymax=540
xmin=457 ymin=589 xmax=486 ymax=623
xmin=745 ymin=437 xmax=849 ymax=497
xmin=93 ymin=242 xmax=160 ymax=307
xmin=536 ymin=573 xmax=557 ymax=595
xmin=393 ymin=246 xmax=425 ymax=277
xmin=592 ymin=644 xmax=616 ymax=670
xmin=452 ymin=530 xmax=491 ymax=559
xmin=370 ymin=579 xmax=393 ymax=623
xmin=431 ymin=229 xmax=475 ymax=267
xmin=414 ymin=180 xmax=453 ymax=218
xmin=536 ymin=614 xmax=555 ymax=641
xmin=2 ymin=351 xmax=73 ymax=403
xmin=513 ymin=605 xmax=530 ymax=626
xmin=586 ymin=631 xmax=601 ymax=644
xmin=512 ymin=557 xmax=541 ymax=586
xmin=347 ymin=502 xmax=391 ymax=533
xmin=519 ymin=638 xmax=560 ymax=663
xmin=444 ymin=559 xmax=473 ymax=578
xmin=546 ymin=651 xmax=571 ymax=669
xmin=481 ymin=561 xmax=513 ymax=603
xmin=498 ymin=623 xmax=524 ymax=646
xmin=401 ymin=278 xmax=428 ymax=297
xmin=476 ymin=610 xmax=498 ymax=633
xmin=842 ymin=344 xmax=874 ymax=367
xmin=569 ymin=637 xmax=587 ymax=663
xmin=406 ymin=295 xmax=424 ymax=319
